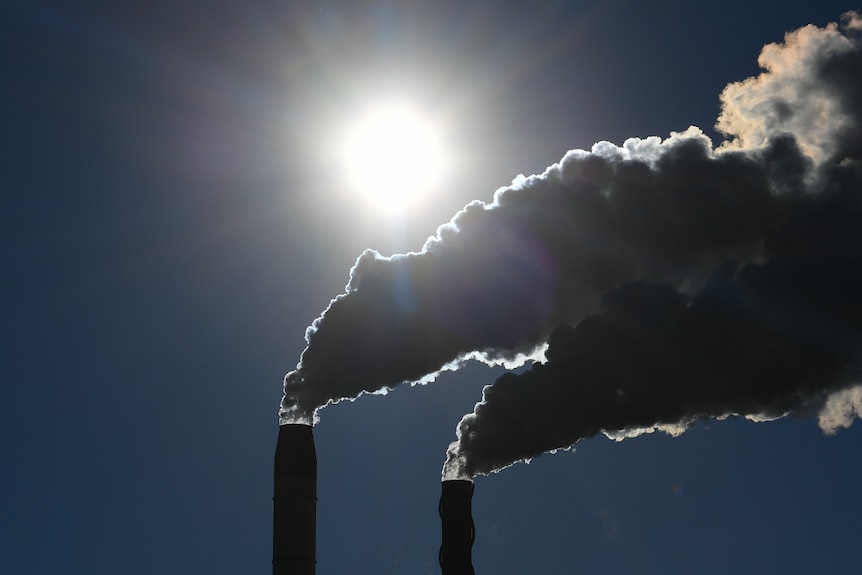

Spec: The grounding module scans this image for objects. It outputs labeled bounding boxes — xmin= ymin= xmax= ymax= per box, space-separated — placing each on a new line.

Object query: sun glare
xmin=340 ymin=104 xmax=444 ymax=213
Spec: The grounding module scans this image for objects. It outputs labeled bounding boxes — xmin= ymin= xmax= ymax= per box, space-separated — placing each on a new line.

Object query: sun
xmin=340 ymin=103 xmax=444 ymax=213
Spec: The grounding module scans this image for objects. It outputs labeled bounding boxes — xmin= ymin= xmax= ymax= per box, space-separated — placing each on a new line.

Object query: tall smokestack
xmin=273 ymin=424 xmax=317 ymax=575
xmin=439 ymin=480 xmax=475 ymax=575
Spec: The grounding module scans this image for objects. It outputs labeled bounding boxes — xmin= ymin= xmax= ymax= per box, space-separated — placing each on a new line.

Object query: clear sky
xmin=4 ymin=2 xmax=862 ymax=574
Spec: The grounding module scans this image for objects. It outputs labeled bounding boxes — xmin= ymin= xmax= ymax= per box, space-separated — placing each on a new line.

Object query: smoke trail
xmin=444 ymin=252 xmax=862 ymax=478
xmin=281 ymin=13 xmax=862 ymax=426
xmin=442 ymin=13 xmax=862 ymax=478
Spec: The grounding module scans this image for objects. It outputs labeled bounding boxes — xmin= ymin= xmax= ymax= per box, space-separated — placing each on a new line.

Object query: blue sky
xmin=4 ymin=2 xmax=862 ymax=574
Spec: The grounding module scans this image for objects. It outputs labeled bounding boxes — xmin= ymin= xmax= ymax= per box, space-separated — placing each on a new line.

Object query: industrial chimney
xmin=439 ymin=479 xmax=475 ymax=575
xmin=273 ymin=423 xmax=317 ymax=575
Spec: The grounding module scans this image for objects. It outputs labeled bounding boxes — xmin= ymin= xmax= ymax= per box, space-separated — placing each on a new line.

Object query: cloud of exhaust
xmin=281 ymin=12 xmax=862 ymax=477
xmin=442 ymin=13 xmax=862 ymax=477
xmin=444 ymin=252 xmax=862 ymax=478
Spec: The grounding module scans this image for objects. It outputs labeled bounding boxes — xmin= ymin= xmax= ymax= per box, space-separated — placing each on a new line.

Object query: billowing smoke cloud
xmin=282 ymin=129 xmax=798 ymax=423
xmin=716 ymin=14 xmax=862 ymax=163
xmin=445 ymin=251 xmax=862 ymax=478
xmin=282 ymin=11 xmax=862 ymax=480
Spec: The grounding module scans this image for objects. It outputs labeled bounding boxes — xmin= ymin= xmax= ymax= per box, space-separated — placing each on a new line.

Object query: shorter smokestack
xmin=273 ymin=424 xmax=317 ymax=575
xmin=439 ymin=479 xmax=475 ymax=575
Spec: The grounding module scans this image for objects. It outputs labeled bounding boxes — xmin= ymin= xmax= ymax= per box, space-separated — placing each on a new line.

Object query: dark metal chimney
xmin=273 ymin=424 xmax=317 ymax=575
xmin=439 ymin=479 xmax=475 ymax=575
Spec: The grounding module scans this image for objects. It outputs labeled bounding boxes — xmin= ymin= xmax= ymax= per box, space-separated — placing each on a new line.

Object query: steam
xmin=282 ymin=13 xmax=862 ymax=473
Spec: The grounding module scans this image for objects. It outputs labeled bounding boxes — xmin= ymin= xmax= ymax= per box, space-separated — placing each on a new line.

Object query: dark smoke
xmin=444 ymin=247 xmax=862 ymax=477
xmin=282 ymin=11 xmax=862 ymax=463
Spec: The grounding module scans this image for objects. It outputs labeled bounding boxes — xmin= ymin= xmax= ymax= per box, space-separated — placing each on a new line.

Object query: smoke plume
xmin=282 ymin=11 xmax=862 ymax=479
xmin=445 ymin=252 xmax=862 ymax=478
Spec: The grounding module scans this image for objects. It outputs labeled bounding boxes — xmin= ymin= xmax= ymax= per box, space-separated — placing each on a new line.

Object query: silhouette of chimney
xmin=273 ymin=424 xmax=317 ymax=575
xmin=439 ymin=480 xmax=475 ymax=575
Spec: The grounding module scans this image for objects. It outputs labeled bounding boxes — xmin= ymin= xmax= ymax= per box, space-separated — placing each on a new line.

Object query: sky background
xmin=4 ymin=2 xmax=862 ymax=574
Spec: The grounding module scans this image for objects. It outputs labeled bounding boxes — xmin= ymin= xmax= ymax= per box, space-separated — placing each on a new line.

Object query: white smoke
xmin=818 ymin=385 xmax=862 ymax=434
xmin=717 ymin=16 xmax=859 ymax=164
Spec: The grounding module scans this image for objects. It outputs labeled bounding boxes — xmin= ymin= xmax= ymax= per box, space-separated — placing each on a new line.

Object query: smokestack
xmin=273 ymin=424 xmax=317 ymax=575
xmin=439 ymin=480 xmax=475 ymax=575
